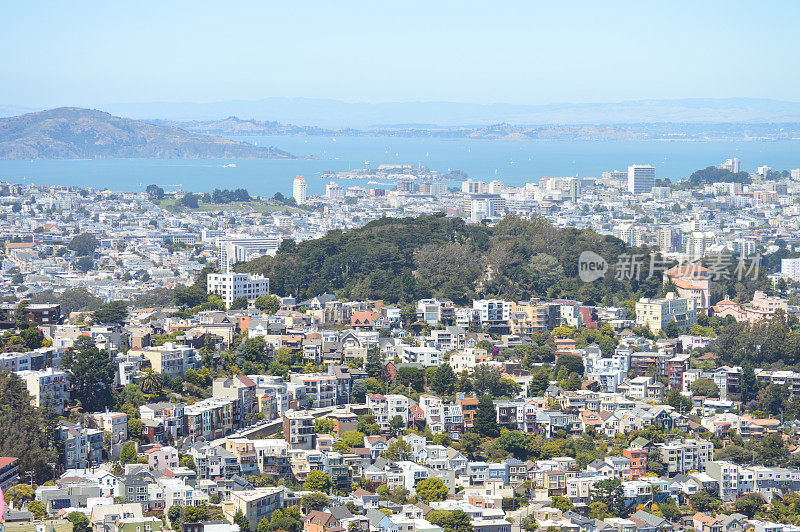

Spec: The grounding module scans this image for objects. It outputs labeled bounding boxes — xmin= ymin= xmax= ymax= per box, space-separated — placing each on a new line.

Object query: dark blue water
xmin=0 ymin=136 xmax=797 ymax=196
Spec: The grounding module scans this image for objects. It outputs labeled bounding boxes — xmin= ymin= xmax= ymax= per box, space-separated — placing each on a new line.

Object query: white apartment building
xmin=472 ymin=299 xmax=511 ymax=327
xmin=657 ymin=439 xmax=713 ymax=475
xmin=398 ymin=346 xmax=441 ymax=367
xmin=781 ymin=257 xmax=800 ymax=282
xmin=87 ymin=411 xmax=128 ymax=443
xmin=627 ymin=164 xmax=656 ymax=195
xmin=217 ymin=237 xmax=281 ymax=273
xmin=289 ymin=374 xmax=337 ymax=408
xmin=206 ymin=272 xmax=270 ymax=308
xmin=635 ymin=292 xmax=698 ymax=332
xmin=417 ymin=299 xmax=441 ymax=324
xmin=0 ymin=351 xmax=42 ymax=372
xmin=325 ymin=182 xmax=344 ymax=200
xmin=18 ymin=367 xmax=70 ymax=413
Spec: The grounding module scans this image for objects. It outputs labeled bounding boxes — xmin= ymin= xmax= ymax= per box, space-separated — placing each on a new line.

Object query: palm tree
xmin=141 ymin=370 xmax=161 ymax=394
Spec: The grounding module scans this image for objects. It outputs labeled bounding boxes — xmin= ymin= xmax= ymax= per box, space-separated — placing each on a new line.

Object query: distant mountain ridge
xmin=97 ymin=97 xmax=800 ymax=128
xmin=162 ymin=117 xmax=800 ymax=141
xmin=0 ymin=107 xmax=294 ymax=159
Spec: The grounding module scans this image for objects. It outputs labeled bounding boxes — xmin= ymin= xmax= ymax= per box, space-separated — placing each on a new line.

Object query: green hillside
xmin=236 ymin=214 xmax=662 ymax=306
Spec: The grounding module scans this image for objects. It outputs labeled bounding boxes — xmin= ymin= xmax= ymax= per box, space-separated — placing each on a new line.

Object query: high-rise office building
xmin=627 ymin=165 xmax=656 ymax=195
xmin=292 ymin=175 xmax=307 ymax=204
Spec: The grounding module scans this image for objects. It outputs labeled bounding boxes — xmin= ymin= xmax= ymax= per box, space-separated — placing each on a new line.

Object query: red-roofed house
xmin=305 ymin=511 xmax=343 ymax=532
xmin=350 ymin=311 xmax=377 ymax=330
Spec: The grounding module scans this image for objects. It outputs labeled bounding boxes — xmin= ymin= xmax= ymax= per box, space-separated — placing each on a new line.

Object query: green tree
xmin=396 ymin=366 xmax=425 ymax=392
xmin=364 ymin=347 xmax=385 ymax=378
xmin=458 ymin=432 xmax=482 ymax=459
xmin=314 ymin=418 xmax=335 ymax=434
xmin=21 ymin=327 xmax=44 ymax=350
xmin=554 ymin=353 xmax=584 ymax=376
xmin=588 ymin=501 xmax=610 ymax=519
xmin=474 ymin=395 xmax=499 ymax=437
xmin=300 ymin=492 xmax=331 ymax=512
xmin=389 ymin=415 xmax=406 ymax=435
xmin=740 ymin=361 xmax=760 ymax=404
xmin=234 ymin=508 xmax=251 ymax=532
xmin=757 ymin=432 xmax=788 ymax=464
xmin=28 ymin=500 xmax=48 ymax=519
xmin=341 ymin=430 xmax=366 ymax=448
xmin=120 ymin=442 xmax=137 ymax=465
xmin=690 ymin=378 xmax=719 ymax=398
xmin=734 ymin=492 xmax=765 ymax=518
xmin=590 ymin=478 xmax=625 ymax=517
xmin=497 ymin=430 xmax=527 ymax=460
xmin=230 ymin=296 xmax=248 ymax=310
xmin=254 ymin=295 xmax=281 ymax=314
xmin=75 ymin=256 xmax=94 ymax=272
xmin=167 ymin=506 xmax=183 ymax=527
xmin=666 ymin=389 xmax=693 ymax=414
xmin=332 ymin=440 xmax=350 ymax=453
xmin=4 ymin=483 xmax=35 ymax=505
xmin=430 ymin=363 xmax=456 ymax=396
xmin=67 ymin=512 xmax=91 ymax=532
xmin=662 ymin=320 xmax=680 ymax=338
xmin=425 ymin=510 xmax=473 ymax=532
xmin=303 ymin=470 xmax=334 ymax=492
xmin=140 ymin=370 xmax=161 ymax=395
xmin=551 ymin=495 xmax=575 ymax=513
xmin=183 ymin=504 xmax=211 ymax=523
xmin=529 ymin=368 xmax=551 ymax=397
xmin=415 ymin=477 xmax=448 ymax=504
xmin=92 ymin=300 xmax=128 ymax=325
xmin=68 ymin=233 xmax=100 ymax=256
xmin=689 ymin=491 xmax=722 ymax=513
xmin=383 ymin=437 xmax=413 ymax=461
xmin=653 ymin=497 xmax=681 ymax=521
xmin=61 ymin=337 xmax=116 ymax=410
xmin=351 ymin=379 xmax=367 ymax=403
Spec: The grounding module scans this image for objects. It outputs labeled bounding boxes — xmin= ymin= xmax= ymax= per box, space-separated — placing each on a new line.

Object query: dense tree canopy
xmin=68 ymin=233 xmax=100 ymax=256
xmin=236 ymin=214 xmax=658 ymax=305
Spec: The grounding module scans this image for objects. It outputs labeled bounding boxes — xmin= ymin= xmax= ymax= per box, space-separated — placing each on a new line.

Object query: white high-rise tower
xmin=627 ymin=164 xmax=656 ymax=195
xmin=292 ymin=175 xmax=307 ymax=204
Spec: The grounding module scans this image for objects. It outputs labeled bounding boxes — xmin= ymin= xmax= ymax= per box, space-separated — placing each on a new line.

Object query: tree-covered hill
xmin=235 ymin=214 xmax=662 ymax=305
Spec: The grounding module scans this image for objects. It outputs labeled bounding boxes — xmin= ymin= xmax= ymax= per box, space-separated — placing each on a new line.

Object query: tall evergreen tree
xmin=474 ymin=395 xmax=500 ymax=437
xmin=430 ymin=363 xmax=456 ymax=395
xmin=61 ymin=337 xmax=116 ymax=410
xmin=740 ymin=361 xmax=759 ymax=404
xmin=364 ymin=346 xmax=385 ymax=378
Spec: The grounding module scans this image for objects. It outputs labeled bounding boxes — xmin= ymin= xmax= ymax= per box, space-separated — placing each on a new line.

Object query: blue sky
xmin=2 ymin=0 xmax=799 ymax=107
